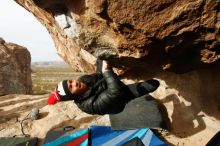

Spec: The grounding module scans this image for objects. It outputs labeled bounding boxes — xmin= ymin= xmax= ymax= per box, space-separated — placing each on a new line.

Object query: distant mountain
xmin=31 ymin=61 xmax=70 ymax=68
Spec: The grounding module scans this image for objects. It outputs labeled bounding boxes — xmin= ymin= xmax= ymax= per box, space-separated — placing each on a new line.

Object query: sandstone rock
xmin=16 ymin=0 xmax=220 ymax=73
xmin=0 ymin=37 xmax=5 ymax=44
xmin=0 ymin=94 xmax=110 ymax=146
xmin=0 ymin=38 xmax=32 ymax=95
xmin=12 ymin=1 xmax=220 ymax=146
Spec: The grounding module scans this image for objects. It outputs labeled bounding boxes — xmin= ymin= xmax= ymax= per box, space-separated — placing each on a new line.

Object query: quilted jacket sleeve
xmin=78 ymin=70 xmax=125 ymax=115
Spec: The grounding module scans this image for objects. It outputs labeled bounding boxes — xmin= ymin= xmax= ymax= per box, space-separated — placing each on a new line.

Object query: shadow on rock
xmin=38 ymin=112 xmax=49 ymax=120
xmin=160 ymin=94 xmax=206 ymax=138
xmin=50 ymin=115 xmax=99 ymax=131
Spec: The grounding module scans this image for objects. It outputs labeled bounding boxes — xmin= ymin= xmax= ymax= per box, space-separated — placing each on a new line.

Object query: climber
xmin=47 ymin=58 xmax=160 ymax=115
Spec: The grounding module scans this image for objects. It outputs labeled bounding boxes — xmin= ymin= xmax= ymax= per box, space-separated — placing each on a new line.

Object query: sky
xmin=0 ymin=1 xmax=62 ymax=62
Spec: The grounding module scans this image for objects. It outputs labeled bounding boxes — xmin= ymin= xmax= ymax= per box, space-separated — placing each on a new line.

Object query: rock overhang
xmin=15 ymin=0 xmax=220 ymax=74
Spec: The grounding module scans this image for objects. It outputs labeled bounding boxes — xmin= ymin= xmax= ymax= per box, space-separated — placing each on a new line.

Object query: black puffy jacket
xmin=74 ymin=70 xmax=132 ymax=115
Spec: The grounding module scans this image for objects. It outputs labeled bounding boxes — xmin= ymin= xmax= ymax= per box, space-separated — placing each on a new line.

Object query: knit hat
xmin=47 ymin=80 xmax=74 ymax=105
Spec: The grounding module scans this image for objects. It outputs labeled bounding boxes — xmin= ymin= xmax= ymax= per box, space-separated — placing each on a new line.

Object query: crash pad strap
xmin=43 ymin=128 xmax=88 ymax=146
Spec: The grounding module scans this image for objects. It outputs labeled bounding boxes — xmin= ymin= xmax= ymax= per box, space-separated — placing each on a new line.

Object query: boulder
xmin=15 ymin=0 xmax=220 ymax=73
xmin=13 ymin=1 xmax=220 ymax=145
xmin=0 ymin=37 xmax=32 ymax=95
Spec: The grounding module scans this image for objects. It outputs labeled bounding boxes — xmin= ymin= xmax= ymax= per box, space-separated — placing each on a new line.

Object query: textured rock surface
xmin=0 ymin=37 xmax=32 ymax=95
xmin=12 ymin=0 xmax=220 ymax=145
xmin=16 ymin=0 xmax=220 ymax=73
xmin=0 ymin=94 xmax=109 ymax=146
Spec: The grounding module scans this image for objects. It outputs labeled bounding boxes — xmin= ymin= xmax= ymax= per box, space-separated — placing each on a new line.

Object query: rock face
xmin=13 ymin=1 xmax=220 ymax=145
xmin=0 ymin=37 xmax=32 ymax=95
xmin=16 ymin=0 xmax=220 ymax=73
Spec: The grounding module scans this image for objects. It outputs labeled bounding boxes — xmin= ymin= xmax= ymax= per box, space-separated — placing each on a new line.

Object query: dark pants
xmin=124 ymin=79 xmax=160 ymax=102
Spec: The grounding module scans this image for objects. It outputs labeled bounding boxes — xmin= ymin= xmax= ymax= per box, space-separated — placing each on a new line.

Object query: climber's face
xmin=67 ymin=80 xmax=88 ymax=96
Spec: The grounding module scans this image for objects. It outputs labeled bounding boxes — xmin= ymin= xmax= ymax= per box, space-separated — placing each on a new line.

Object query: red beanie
xmin=48 ymin=89 xmax=61 ymax=105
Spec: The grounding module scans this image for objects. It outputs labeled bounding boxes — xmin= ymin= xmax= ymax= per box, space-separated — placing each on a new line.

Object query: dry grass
xmin=31 ymin=67 xmax=85 ymax=94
